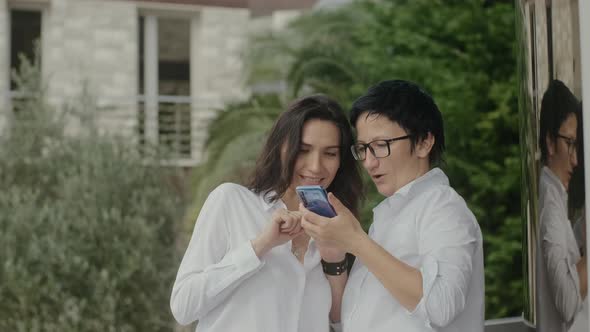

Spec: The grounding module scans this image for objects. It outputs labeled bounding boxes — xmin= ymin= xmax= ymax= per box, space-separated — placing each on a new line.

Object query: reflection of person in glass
xmin=536 ymin=80 xmax=586 ymax=332
xmin=570 ymin=104 xmax=586 ymax=269
xmin=568 ymin=105 xmax=586 ymax=332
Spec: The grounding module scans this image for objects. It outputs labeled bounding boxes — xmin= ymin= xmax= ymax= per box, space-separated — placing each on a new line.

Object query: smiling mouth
xmin=300 ymin=175 xmax=323 ymax=184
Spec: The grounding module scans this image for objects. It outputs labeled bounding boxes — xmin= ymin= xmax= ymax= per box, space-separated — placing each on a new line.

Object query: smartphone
xmin=295 ymin=185 xmax=336 ymax=218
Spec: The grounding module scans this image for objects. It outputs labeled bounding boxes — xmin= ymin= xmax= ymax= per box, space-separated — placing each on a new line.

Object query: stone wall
xmin=551 ymin=0 xmax=576 ymax=94
xmin=43 ymin=0 xmax=138 ymax=137
xmin=190 ymin=6 xmax=250 ymax=163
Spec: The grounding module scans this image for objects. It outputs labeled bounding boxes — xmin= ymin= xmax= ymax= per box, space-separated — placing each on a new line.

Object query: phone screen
xmin=295 ymin=185 xmax=336 ymax=218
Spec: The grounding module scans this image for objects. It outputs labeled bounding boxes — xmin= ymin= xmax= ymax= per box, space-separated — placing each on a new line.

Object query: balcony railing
xmin=6 ymin=92 xmax=221 ymax=167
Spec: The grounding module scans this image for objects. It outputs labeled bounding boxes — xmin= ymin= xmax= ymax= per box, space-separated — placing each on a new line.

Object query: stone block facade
xmin=190 ymin=6 xmax=250 ymax=163
xmin=42 ymin=0 xmax=138 ymax=137
xmin=0 ymin=0 xmax=268 ymax=165
xmin=551 ymin=0 xmax=580 ymax=97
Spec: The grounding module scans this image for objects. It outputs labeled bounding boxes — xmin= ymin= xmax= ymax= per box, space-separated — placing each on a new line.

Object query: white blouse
xmin=536 ymin=167 xmax=583 ymax=332
xmin=340 ymin=168 xmax=485 ymax=332
xmin=170 ymin=183 xmax=331 ymax=332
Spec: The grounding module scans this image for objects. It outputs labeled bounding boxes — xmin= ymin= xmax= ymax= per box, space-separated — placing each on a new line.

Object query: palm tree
xmin=183 ymin=94 xmax=283 ymax=228
xmin=245 ymin=3 xmax=370 ymax=103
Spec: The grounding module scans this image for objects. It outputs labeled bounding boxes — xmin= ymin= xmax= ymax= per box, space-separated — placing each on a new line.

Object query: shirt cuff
xmin=405 ymin=255 xmax=438 ymax=328
xmin=206 ymin=240 xmax=265 ymax=298
xmin=240 ymin=240 xmax=264 ymax=269
xmin=330 ymin=321 xmax=342 ymax=332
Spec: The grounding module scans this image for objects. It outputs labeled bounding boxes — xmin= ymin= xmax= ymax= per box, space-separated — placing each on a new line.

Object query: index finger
xmin=298 ymin=203 xmax=307 ymax=213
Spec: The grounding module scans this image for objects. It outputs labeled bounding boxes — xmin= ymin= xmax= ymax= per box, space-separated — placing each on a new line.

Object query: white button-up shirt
xmin=170 ymin=183 xmax=331 ymax=332
xmin=341 ymin=168 xmax=484 ymax=332
xmin=568 ymin=299 xmax=588 ymax=332
xmin=536 ymin=167 xmax=583 ymax=332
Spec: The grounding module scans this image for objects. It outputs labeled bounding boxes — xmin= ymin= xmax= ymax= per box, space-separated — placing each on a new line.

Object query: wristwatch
xmin=321 ymin=257 xmax=348 ymax=276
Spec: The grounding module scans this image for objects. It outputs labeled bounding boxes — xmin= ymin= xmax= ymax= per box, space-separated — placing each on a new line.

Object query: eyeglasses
xmin=557 ymin=134 xmax=578 ymax=156
xmin=350 ymin=135 xmax=411 ymax=161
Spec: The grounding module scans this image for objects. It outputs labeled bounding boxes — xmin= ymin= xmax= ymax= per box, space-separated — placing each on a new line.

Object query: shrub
xmin=0 ymin=54 xmax=183 ymax=332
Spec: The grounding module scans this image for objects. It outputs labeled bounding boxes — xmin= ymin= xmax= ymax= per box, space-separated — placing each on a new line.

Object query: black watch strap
xmin=321 ymin=258 xmax=348 ymax=276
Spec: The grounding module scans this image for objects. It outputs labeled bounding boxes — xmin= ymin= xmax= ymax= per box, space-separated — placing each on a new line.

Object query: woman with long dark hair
xmin=170 ymin=95 xmax=363 ymax=332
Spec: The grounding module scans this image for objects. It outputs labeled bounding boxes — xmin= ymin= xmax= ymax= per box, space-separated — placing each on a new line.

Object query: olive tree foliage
xmin=0 ymin=54 xmax=184 ymax=331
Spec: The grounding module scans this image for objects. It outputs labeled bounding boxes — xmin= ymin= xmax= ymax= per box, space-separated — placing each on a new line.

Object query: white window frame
xmin=138 ymin=7 xmax=201 ymax=166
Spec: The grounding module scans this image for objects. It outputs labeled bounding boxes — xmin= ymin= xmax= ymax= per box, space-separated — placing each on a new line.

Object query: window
xmin=138 ymin=15 xmax=192 ymax=161
xmin=10 ymin=9 xmax=41 ymax=93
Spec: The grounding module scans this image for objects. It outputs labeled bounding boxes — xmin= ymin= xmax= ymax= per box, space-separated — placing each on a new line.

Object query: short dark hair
xmin=539 ymin=79 xmax=579 ymax=164
xmin=350 ymin=80 xmax=445 ymax=166
xmin=248 ymin=94 xmax=363 ymax=216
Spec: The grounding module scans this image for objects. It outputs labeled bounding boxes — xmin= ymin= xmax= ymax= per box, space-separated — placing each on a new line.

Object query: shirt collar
xmin=541 ymin=166 xmax=567 ymax=197
xmin=374 ymin=167 xmax=449 ymax=211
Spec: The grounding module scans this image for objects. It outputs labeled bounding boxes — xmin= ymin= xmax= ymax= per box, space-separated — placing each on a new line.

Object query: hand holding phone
xmin=295 ymin=185 xmax=336 ymax=218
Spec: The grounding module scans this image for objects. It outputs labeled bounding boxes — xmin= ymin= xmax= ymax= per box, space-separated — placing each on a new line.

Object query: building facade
xmin=0 ymin=0 xmax=315 ymax=165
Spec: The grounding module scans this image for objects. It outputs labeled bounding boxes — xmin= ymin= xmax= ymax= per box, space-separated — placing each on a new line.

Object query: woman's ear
xmin=416 ymin=133 xmax=435 ymax=159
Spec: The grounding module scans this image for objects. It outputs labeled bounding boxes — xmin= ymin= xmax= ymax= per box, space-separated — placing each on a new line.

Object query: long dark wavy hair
xmin=248 ymin=94 xmax=363 ymax=217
